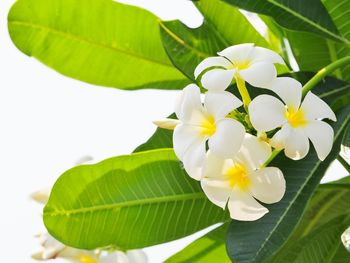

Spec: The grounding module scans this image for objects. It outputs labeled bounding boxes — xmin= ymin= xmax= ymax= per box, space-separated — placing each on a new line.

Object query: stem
xmin=236 ymin=75 xmax=251 ymax=111
xmin=337 ymin=155 xmax=350 ymax=173
xmin=262 ymin=149 xmax=282 ymax=168
xmin=302 ymin=56 xmax=350 ymax=96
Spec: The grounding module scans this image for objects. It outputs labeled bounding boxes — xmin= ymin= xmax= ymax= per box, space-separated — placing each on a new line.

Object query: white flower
xmin=32 ymin=232 xmax=97 ymax=262
xmin=153 ymin=118 xmax=180 ymax=130
xmin=99 ymin=250 xmax=147 ymax=263
xmin=194 ymin=43 xmax=285 ymax=91
xmin=201 ymin=134 xmax=285 ymax=221
xmin=249 ymin=77 xmax=337 ymax=161
xmin=173 ymin=84 xmax=245 ymax=179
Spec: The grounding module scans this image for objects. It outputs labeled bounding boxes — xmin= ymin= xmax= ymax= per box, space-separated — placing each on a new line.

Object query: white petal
xmin=270 ymin=124 xmax=292 ymax=150
xmin=127 ymin=250 xmax=148 ymax=263
xmin=201 ymin=179 xmax=231 ymax=209
xmin=228 ymin=191 xmax=269 ymax=221
xmin=194 ymin=56 xmax=232 ymax=79
xmin=100 ymin=252 xmax=128 ymax=263
xmin=268 ymin=77 xmax=302 ymax=109
xmin=239 ymin=62 xmax=277 ymax=88
xmin=31 ymin=188 xmax=50 ymax=204
xmin=173 ymin=124 xmax=202 ymax=160
xmin=284 ymin=128 xmax=310 ymax=160
xmin=301 ymin=91 xmax=337 ymax=121
xmin=249 ymin=95 xmax=286 ymax=132
xmin=218 ymin=43 xmax=254 ymax=63
xmin=182 ymin=140 xmax=206 ymax=180
xmin=203 ymin=151 xmax=230 ymax=180
xmin=250 ymin=46 xmax=285 ymax=65
xmin=153 ymin=118 xmax=180 ymax=130
xmin=304 ymin=120 xmax=334 ymax=161
xmin=250 ymin=167 xmax=286 ymax=204
xmin=236 ymin=134 xmax=272 ymax=171
xmin=201 ymin=68 xmax=235 ymax=91
xmin=174 ymin=84 xmax=202 ymax=122
xmin=204 ymin=91 xmax=242 ymax=119
xmin=208 ymin=119 xmax=245 ymax=158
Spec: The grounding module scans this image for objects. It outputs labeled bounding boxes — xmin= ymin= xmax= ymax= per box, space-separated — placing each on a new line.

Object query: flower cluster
xmin=155 ymin=44 xmax=336 ymax=221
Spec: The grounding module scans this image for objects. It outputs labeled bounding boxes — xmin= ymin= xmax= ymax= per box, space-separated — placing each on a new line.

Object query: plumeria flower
xmin=201 ymin=134 xmax=285 ymax=221
xmin=99 ymin=250 xmax=147 ymax=263
xmin=32 ymin=232 xmax=98 ymax=262
xmin=173 ymin=84 xmax=245 ymax=179
xmin=194 ymin=43 xmax=285 ymax=91
xmin=249 ymin=77 xmax=337 ymax=160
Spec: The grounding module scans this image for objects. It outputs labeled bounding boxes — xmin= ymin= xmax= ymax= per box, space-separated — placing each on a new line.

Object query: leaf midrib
xmin=252 ymin=112 xmax=350 ymax=262
xmin=9 ymin=20 xmax=175 ymax=68
xmin=267 ymin=0 xmax=350 ymax=45
xmin=45 ymin=192 xmax=205 ymax=216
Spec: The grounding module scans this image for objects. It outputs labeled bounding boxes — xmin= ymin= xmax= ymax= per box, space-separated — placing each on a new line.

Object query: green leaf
xmin=285 ymin=0 xmax=350 ymax=83
xmin=222 ymin=0 xmax=347 ymax=44
xmin=166 ymin=178 xmax=350 ymax=263
xmin=270 ymin=214 xmax=350 ymax=263
xmin=43 ymin=149 xmax=229 ymax=250
xmin=342 ymin=122 xmax=350 ymax=149
xmin=165 ymin=224 xmax=230 ymax=263
xmin=8 ymin=0 xmax=189 ymax=90
xmin=159 ymin=20 xmax=226 ymax=81
xmin=194 ymin=0 xmax=271 ymax=48
xmin=159 ymin=0 xmax=270 ymax=80
xmin=226 ymin=104 xmax=350 ymax=263
xmin=270 ymin=176 xmax=350 ymax=262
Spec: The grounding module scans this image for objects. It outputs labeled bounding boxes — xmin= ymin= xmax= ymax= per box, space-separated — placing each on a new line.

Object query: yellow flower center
xmin=199 ymin=115 xmax=216 ymax=137
xmin=226 ymin=163 xmax=250 ymax=191
xmin=285 ymin=107 xmax=307 ymax=128
xmin=78 ymin=255 xmax=98 ymax=263
xmin=234 ymin=60 xmax=251 ymax=70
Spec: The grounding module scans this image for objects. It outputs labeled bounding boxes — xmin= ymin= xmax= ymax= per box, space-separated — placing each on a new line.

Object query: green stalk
xmin=263 ymin=149 xmax=282 ymax=167
xmin=302 ymin=56 xmax=350 ymax=96
xmin=337 ymin=155 xmax=350 ymax=173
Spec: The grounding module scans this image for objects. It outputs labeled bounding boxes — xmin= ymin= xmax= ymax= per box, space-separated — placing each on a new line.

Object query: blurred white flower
xmin=201 ymin=134 xmax=286 ymax=221
xmin=249 ymin=77 xmax=336 ymax=161
xmin=153 ymin=118 xmax=180 ymax=130
xmin=30 ymin=188 xmax=50 ymax=204
xmin=32 ymin=232 xmax=97 ymax=262
xmin=341 ymin=226 xmax=350 ymax=252
xmin=99 ymin=250 xmax=147 ymax=263
xmin=173 ymin=84 xmax=245 ymax=179
xmin=194 ymin=43 xmax=285 ymax=91
xmin=201 ymin=134 xmax=285 ymax=221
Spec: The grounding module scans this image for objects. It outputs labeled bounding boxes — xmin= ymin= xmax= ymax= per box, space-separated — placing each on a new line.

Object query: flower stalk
xmin=302 ymin=56 xmax=350 ymax=96
xmin=236 ymin=75 xmax=251 ymax=110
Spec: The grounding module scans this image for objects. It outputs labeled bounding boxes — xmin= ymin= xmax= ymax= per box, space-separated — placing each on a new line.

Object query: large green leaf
xmin=270 ymin=214 xmax=350 ymax=263
xmin=44 ymin=149 xmax=229 ymax=250
xmin=159 ymin=0 xmax=270 ymax=80
xmin=342 ymin=123 xmax=350 ymax=148
xmin=285 ymin=0 xmax=350 ymax=83
xmin=165 ymin=224 xmax=230 ymax=263
xmin=8 ymin=0 xmax=189 ymax=90
xmin=226 ymin=104 xmax=350 ymax=263
xmin=165 ymin=178 xmax=350 ymax=263
xmin=270 ymin=176 xmax=350 ymax=262
xmin=223 ymin=0 xmax=347 ymax=44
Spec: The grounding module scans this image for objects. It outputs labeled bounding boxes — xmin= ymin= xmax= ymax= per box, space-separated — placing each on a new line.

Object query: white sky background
xmin=0 ymin=0 xmax=348 ymax=262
